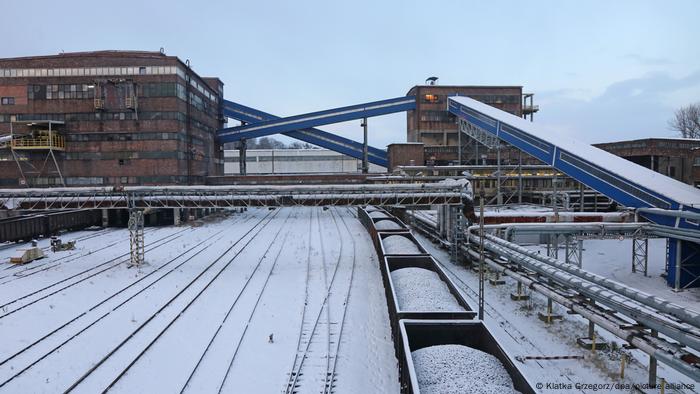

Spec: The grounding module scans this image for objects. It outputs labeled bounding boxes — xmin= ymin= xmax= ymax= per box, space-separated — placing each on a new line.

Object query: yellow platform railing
xmin=11 ymin=134 xmax=65 ymax=150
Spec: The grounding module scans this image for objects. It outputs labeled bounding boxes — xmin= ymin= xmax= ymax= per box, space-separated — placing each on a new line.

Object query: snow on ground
xmin=530 ymin=238 xmax=700 ymax=311
xmin=417 ymin=233 xmax=699 ymax=394
xmin=0 ymin=207 xmax=398 ymax=394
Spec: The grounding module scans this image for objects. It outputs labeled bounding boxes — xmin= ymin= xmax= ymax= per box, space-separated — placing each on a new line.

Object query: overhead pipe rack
xmin=0 ymin=183 xmax=463 ymax=210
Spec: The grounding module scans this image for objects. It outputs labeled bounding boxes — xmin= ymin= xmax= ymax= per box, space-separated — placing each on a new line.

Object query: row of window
xmin=1 ymin=97 xmax=15 ymax=105
xmin=422 ymin=94 xmax=520 ymax=105
xmin=12 ymin=111 xmax=183 ymax=122
xmin=420 ymin=111 xmax=455 ymax=123
xmin=468 ymin=94 xmax=521 ymax=105
xmin=25 ymin=82 xmax=216 ymax=118
xmin=0 ymin=65 xmax=179 ymax=78
xmin=1 ymin=65 xmax=219 ymax=103
xmin=28 ymin=84 xmax=96 ymax=100
xmin=140 ymin=82 xmax=182 ymax=98
xmin=11 ymin=175 xmax=195 ymax=186
xmin=64 ymin=150 xmax=182 ymax=161
xmin=2 ymin=111 xmax=217 ymax=134
xmin=66 ymin=131 xmax=208 ymax=146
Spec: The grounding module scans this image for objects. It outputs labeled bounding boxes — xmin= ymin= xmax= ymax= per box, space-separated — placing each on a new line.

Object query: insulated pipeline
xmin=468 ymin=232 xmax=700 ymax=354
xmin=468 ymin=224 xmax=700 ymax=330
xmin=462 ymin=247 xmax=700 ymax=382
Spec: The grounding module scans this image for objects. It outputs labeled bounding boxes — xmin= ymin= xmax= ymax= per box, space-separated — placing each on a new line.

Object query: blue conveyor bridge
xmin=219 ymin=96 xmax=417 ymax=168
xmin=448 ymin=95 xmax=700 ymax=289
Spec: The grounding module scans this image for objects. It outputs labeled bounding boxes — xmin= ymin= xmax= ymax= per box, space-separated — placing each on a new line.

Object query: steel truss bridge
xmin=0 ymin=183 xmax=463 ymax=210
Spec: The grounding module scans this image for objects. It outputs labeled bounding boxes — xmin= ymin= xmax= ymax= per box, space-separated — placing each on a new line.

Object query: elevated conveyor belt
xmin=221 ymin=100 xmax=389 ymax=167
xmin=218 ymin=96 xmax=416 ymax=147
xmin=448 ymin=95 xmax=700 ymax=288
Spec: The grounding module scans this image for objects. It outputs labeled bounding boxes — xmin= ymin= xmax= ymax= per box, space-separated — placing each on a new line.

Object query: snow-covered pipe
xmin=0 ymin=183 xmax=464 ymax=195
xmin=496 ymin=222 xmax=647 ymax=241
xmin=648 ymin=224 xmax=700 ymax=243
xmin=638 ymin=207 xmax=700 ymax=221
xmin=0 ymin=135 xmax=11 ymax=144
xmin=469 ymin=232 xmax=700 ymax=353
xmin=463 ymin=248 xmax=700 ymax=382
xmin=469 ymin=227 xmax=700 ymax=331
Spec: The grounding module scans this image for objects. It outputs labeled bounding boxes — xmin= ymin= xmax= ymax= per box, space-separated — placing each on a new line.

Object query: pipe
xmin=496 ymin=222 xmax=647 ymax=241
xmin=470 ymin=234 xmax=700 ymax=353
xmin=638 ymin=207 xmax=700 ymax=221
xmin=649 ymin=224 xmax=700 ymax=243
xmin=461 ymin=248 xmax=700 ymax=382
xmin=468 ymin=224 xmax=700 ymax=330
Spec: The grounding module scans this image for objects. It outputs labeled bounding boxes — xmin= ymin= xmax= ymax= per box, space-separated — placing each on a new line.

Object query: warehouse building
xmin=0 ymin=50 xmax=224 ymax=187
xmin=224 ymin=148 xmax=385 ymax=174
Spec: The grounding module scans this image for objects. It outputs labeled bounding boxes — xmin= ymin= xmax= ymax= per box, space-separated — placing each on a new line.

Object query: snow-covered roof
xmin=449 ymin=96 xmax=700 ymax=207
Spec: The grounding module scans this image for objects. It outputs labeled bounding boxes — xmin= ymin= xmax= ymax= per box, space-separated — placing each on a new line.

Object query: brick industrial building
xmin=0 ymin=50 xmax=224 ymax=187
xmin=595 ymin=138 xmax=700 ymax=188
xmin=405 ymin=84 xmax=538 ymax=165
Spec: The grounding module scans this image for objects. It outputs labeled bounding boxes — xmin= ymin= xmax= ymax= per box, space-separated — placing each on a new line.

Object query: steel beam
xmin=0 ymin=183 xmax=462 ymax=210
xmin=222 ymin=100 xmax=389 ymax=167
xmin=218 ymin=96 xmax=415 ymax=143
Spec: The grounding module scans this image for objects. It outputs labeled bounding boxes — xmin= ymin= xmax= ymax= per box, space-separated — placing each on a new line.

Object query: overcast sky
xmin=2 ymin=0 xmax=699 ymax=149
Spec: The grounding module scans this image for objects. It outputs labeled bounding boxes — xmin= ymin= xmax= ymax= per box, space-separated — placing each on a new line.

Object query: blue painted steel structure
xmin=221 ymin=100 xmax=390 ymax=167
xmin=448 ymin=96 xmax=700 ymax=288
xmin=218 ymin=96 xmax=416 ymax=143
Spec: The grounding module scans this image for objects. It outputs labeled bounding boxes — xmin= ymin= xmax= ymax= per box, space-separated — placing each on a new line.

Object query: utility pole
xmin=458 ymin=120 xmax=462 ymax=165
xmin=239 ymin=120 xmax=248 ymax=176
xmin=239 ymin=138 xmax=247 ymax=176
xmin=478 ymin=186 xmax=485 ymax=320
xmin=361 ymin=118 xmax=368 ymax=174
xmin=496 ymin=141 xmax=502 ymax=205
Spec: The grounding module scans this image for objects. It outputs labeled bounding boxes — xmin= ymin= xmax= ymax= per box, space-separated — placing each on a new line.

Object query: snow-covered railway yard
xmin=0 ymin=207 xmax=398 ymax=394
xmin=2 ymin=205 xmax=699 ymax=394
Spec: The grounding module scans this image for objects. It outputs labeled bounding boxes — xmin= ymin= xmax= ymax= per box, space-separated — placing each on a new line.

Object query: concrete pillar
xmin=101 ymin=209 xmax=109 ymax=227
xmin=174 ymin=208 xmax=181 ymax=226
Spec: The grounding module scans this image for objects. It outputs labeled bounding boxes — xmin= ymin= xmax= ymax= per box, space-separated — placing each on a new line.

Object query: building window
xmin=1 ymin=97 xmax=15 ymax=105
xmin=424 ymin=94 xmax=439 ymax=103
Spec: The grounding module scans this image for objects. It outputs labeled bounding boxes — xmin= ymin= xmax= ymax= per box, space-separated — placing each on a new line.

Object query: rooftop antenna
xmin=426 ymin=76 xmax=438 ymax=85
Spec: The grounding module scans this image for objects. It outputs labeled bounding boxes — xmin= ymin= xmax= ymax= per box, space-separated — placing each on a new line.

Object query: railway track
xmin=0 ymin=227 xmax=118 ymax=273
xmin=204 ymin=210 xmax=299 ymax=393
xmin=284 ymin=207 xmax=356 ymax=394
xmin=0 ymin=214 xmax=257 ymax=389
xmin=322 ymin=208 xmax=358 ymax=394
xmin=60 ymin=209 xmax=281 ymax=392
xmin=101 ymin=209 xmax=295 ymax=393
xmin=0 ymin=228 xmax=159 ymax=283
xmin=0 ymin=227 xmax=193 ymax=318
